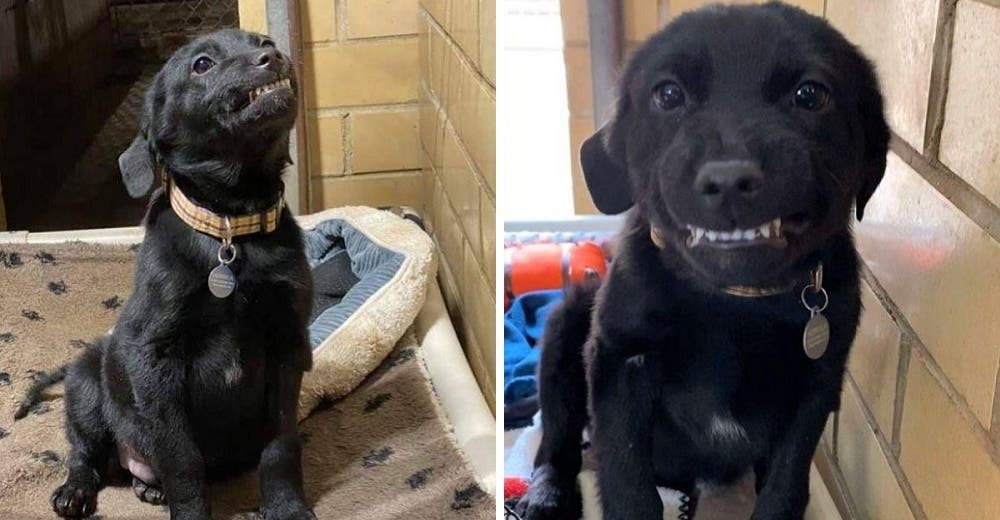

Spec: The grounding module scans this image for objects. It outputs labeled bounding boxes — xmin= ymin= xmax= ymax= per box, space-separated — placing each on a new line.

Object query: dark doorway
xmin=0 ymin=0 xmax=238 ymax=232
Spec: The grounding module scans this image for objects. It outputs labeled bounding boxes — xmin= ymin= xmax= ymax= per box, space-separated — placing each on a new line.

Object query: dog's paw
xmin=51 ymin=481 xmax=98 ymax=518
xmin=514 ymin=478 xmax=581 ymax=520
xmin=132 ymin=477 xmax=166 ymax=506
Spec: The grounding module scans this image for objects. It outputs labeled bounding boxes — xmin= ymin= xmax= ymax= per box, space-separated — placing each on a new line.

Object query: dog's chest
xmin=653 ymin=316 xmax=811 ymax=437
xmin=182 ymin=292 xmax=280 ymax=388
xmin=190 ymin=340 xmax=266 ymax=390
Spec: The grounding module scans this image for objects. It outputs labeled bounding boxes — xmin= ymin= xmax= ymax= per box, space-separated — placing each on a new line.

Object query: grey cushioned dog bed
xmin=296 ymin=207 xmax=437 ymax=418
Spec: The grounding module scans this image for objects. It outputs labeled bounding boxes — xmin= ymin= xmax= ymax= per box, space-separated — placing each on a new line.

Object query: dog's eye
xmin=653 ymin=82 xmax=686 ymax=111
xmin=192 ymin=56 xmax=216 ymax=75
xmin=261 ymin=39 xmax=276 ymax=48
xmin=793 ymin=81 xmax=830 ymax=111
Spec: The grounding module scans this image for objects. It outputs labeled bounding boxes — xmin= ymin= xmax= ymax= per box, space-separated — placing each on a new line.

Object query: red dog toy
xmin=504 ymin=476 xmax=529 ymax=501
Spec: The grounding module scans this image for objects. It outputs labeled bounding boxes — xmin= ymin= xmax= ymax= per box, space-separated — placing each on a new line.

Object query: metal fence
xmin=110 ymin=0 xmax=239 ymax=61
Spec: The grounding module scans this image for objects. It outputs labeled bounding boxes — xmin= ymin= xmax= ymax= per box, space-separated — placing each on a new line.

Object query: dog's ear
xmin=854 ymin=65 xmax=890 ymax=221
xmin=119 ymin=133 xmax=155 ymax=198
xmin=581 ymin=120 xmax=633 ymax=215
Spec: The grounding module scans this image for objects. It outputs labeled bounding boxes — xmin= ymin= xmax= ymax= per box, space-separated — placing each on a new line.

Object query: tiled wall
xmin=297 ymin=0 xmax=424 ymax=211
xmin=419 ymin=0 xmax=497 ymax=408
xmin=561 ymin=0 xmax=1000 ymax=517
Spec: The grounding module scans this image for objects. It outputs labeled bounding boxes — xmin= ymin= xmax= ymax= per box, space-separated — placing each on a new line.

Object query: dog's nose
xmin=254 ymin=49 xmax=281 ymax=69
xmin=694 ymin=160 xmax=764 ymax=206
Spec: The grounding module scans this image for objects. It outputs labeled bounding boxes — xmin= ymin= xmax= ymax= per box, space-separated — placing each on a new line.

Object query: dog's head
xmin=583 ymin=3 xmax=889 ymax=288
xmin=119 ymin=29 xmax=298 ymax=200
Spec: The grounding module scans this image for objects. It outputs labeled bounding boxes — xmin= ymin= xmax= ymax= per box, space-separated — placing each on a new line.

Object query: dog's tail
xmin=13 ymin=364 xmax=68 ymax=420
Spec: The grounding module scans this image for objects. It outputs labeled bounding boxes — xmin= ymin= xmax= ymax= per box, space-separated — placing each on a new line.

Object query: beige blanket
xmin=0 ymin=243 xmax=492 ymax=519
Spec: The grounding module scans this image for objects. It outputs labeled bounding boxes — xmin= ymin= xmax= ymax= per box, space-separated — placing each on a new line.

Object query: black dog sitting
xmin=517 ymin=4 xmax=888 ymax=520
xmin=17 ymin=29 xmax=315 ymax=519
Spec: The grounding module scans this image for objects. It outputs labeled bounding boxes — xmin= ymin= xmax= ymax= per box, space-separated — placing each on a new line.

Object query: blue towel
xmin=504 ymin=290 xmax=564 ymax=406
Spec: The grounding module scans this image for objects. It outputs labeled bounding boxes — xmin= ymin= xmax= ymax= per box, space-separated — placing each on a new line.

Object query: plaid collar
xmin=163 ymin=173 xmax=284 ymax=240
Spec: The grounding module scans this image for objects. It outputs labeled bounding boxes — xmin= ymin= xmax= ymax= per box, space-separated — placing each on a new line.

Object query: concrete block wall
xmin=823 ymin=1 xmax=1000 ymax=518
xmin=296 ymin=0 xmax=425 ymax=211
xmin=561 ymin=1 xmax=1000 ymax=517
xmin=419 ymin=0 xmax=497 ymax=408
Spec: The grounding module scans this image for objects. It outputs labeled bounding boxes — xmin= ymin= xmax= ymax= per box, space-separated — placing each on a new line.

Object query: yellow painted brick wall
xmin=238 ymin=0 xmax=267 ymax=33
xmin=419 ymin=0 xmax=497 ymax=408
xmin=823 ymin=1 xmax=1000 ymax=517
xmin=296 ymin=0 xmax=424 ymax=211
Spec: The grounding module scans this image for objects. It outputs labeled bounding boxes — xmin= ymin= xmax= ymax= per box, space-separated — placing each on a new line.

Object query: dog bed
xmin=297 ymin=207 xmax=437 ymax=418
xmin=0 ymin=211 xmax=493 ymax=519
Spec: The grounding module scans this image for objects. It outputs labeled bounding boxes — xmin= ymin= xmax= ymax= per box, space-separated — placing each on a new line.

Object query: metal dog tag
xmin=803 ymin=311 xmax=829 ymax=360
xmin=209 ymin=241 xmax=237 ymax=299
xmin=208 ymin=264 xmax=236 ymax=298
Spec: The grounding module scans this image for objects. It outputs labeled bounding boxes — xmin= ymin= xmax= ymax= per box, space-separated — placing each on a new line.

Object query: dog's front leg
xmin=588 ymin=338 xmax=662 ymax=520
xmin=751 ymin=389 xmax=836 ymax=520
xmin=129 ymin=357 xmax=211 ymax=520
xmin=258 ymin=365 xmax=314 ymax=520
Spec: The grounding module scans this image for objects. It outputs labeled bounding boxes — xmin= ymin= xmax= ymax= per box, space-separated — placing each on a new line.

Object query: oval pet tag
xmin=208 ymin=264 xmax=236 ymax=298
xmin=803 ymin=313 xmax=830 ymax=360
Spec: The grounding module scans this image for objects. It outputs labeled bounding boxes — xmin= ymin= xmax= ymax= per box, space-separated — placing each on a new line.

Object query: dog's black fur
xmin=18 ymin=29 xmax=315 ymax=519
xmin=516 ymin=4 xmax=888 ymax=520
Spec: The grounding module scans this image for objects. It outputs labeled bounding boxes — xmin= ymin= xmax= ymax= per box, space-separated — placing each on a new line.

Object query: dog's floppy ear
xmin=119 ymin=133 xmax=155 ymax=198
xmin=581 ymin=123 xmax=633 ymax=214
xmin=854 ymin=66 xmax=890 ymax=221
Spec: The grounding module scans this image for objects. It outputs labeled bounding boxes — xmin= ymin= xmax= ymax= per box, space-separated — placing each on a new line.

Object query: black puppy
xmin=17 ymin=29 xmax=315 ymax=519
xmin=517 ymin=4 xmax=888 ymax=520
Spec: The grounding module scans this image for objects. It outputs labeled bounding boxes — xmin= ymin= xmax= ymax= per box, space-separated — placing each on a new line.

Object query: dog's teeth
xmin=743 ymin=229 xmax=756 ymax=240
xmin=686 ymin=227 xmax=702 ymax=247
xmin=772 ymin=217 xmax=783 ymax=238
xmin=706 ymin=231 xmax=718 ymax=241
xmin=760 ymin=223 xmax=771 ymax=238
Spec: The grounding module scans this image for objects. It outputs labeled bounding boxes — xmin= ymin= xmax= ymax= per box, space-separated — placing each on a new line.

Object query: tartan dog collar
xmin=163 ymin=171 xmax=284 ymax=240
